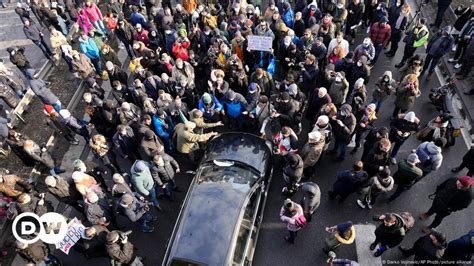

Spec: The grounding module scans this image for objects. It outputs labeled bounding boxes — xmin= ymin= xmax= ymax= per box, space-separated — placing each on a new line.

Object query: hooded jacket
xmin=79 ymin=37 xmax=100 ymax=59
xmin=72 ymin=52 xmax=95 ymax=79
xmin=8 ymin=47 xmax=30 ymax=70
xmin=149 ymin=153 xmax=179 ymax=185
xmin=301 ymin=182 xmax=321 ymax=214
xmin=393 ymin=160 xmax=423 ymax=186
xmin=130 ymin=160 xmax=155 ymax=196
xmin=416 ymin=141 xmax=443 ymax=172
xmin=301 ymin=136 xmax=326 ymax=167
xmin=373 ymin=71 xmax=395 ymax=101
xmin=330 ymin=104 xmax=356 ymax=143
xmin=283 ymin=154 xmax=304 ymax=186
xmin=430 ymin=178 xmax=472 ymax=214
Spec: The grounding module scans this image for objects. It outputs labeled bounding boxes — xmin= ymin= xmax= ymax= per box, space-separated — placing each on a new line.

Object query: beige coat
xmin=300 ymin=137 xmax=326 ymax=168
xmin=175 ymin=123 xmax=214 ymax=154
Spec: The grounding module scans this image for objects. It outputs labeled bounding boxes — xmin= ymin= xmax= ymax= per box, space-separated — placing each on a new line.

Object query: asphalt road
xmin=252 ymin=26 xmax=473 ymax=266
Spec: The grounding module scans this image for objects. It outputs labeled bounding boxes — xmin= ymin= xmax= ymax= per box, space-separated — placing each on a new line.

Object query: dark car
xmin=163 ymin=133 xmax=273 ymax=266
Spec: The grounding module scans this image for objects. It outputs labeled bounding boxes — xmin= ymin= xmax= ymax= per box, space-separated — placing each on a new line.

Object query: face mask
xmin=384 ymin=77 xmax=389 ymax=82
xmin=151 ymin=32 xmax=156 ymax=37
xmin=335 ymin=77 xmax=342 ymax=82
xmin=357 ymin=62 xmax=362 ymax=67
xmin=284 ymin=40 xmax=291 ymax=46
xmin=340 ymin=110 xmax=347 ymax=116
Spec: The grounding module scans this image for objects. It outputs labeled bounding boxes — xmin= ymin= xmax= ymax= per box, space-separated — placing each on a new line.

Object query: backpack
xmin=416 ymin=145 xmax=433 ymax=166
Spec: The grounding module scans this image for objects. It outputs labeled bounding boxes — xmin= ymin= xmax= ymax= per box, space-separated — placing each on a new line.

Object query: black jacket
xmin=431 ymin=178 xmax=473 ymax=214
xmin=461 ymin=148 xmax=474 ymax=171
xmin=374 ymin=214 xmax=406 ymax=247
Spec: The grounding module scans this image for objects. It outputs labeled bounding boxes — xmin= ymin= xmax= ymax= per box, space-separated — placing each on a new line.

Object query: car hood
xmin=202 ymin=133 xmax=271 ymax=175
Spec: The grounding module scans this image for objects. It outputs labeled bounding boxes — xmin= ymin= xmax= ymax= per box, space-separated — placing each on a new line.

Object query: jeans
xmin=147 ymin=186 xmax=159 ymax=207
xmin=371 ymin=98 xmax=384 ymax=113
xmin=422 ymin=54 xmax=441 ymax=75
xmin=288 ymin=230 xmax=298 ymax=243
xmin=33 ymin=37 xmax=53 ymax=59
xmin=401 ymin=45 xmax=417 ymax=64
xmin=52 ymin=101 xmax=62 ymax=112
xmin=92 ymin=20 xmax=107 ymax=35
xmin=164 ymin=179 xmax=176 ymax=197
xmin=389 ymin=184 xmax=410 ymax=201
xmin=90 ymin=56 xmax=102 ymax=73
xmin=434 ymin=5 xmax=450 ymax=28
xmin=138 ymin=212 xmax=153 ymax=231
xmin=372 ymin=43 xmax=384 ymax=65
xmin=334 ymin=140 xmax=347 ymax=158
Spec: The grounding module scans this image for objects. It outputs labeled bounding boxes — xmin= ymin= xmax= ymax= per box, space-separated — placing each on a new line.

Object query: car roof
xmin=167 ymin=181 xmax=249 ymax=265
xmin=202 ymin=133 xmax=271 ymax=175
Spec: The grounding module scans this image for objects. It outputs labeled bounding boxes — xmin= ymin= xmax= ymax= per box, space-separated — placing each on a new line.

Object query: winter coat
xmin=84 ymin=3 xmax=103 ymax=23
xmin=9 ymin=47 xmax=30 ymax=70
xmin=454 ymin=7 xmax=473 ymax=31
xmin=77 ymin=13 xmax=93 ymax=35
xmin=426 ymin=33 xmax=454 ymax=57
xmin=0 ymin=174 xmax=27 ymax=197
xmin=149 ymin=153 xmax=179 ymax=185
xmin=394 ymin=79 xmax=419 ymax=110
xmin=171 ymin=62 xmax=195 ymax=89
xmin=393 ymin=160 xmax=423 ymax=187
xmin=133 ymin=29 xmax=150 ymax=47
xmin=172 ymin=40 xmax=190 ymax=61
xmin=363 ymin=145 xmax=390 ymax=177
xmin=346 ymin=1 xmax=364 ymax=28
xmin=47 ymin=176 xmax=81 ymax=202
xmin=16 ymin=196 xmax=47 ymax=216
xmin=73 ymin=172 xmax=99 ymax=196
xmin=23 ymin=145 xmax=55 ymax=169
xmin=301 ymin=138 xmax=325 ymax=167
xmin=369 ymin=22 xmax=391 ymax=45
xmin=23 ymin=24 xmax=44 ymax=42
xmin=444 ymin=229 xmax=474 ymax=261
xmin=410 ymin=235 xmax=446 ymax=261
xmin=119 ymin=104 xmax=141 ymax=127
xmin=130 ymin=160 xmax=155 ymax=196
xmin=17 ymin=241 xmax=48 ymax=264
xmin=106 ymin=238 xmax=135 ymax=264
xmin=279 ymin=203 xmax=304 ymax=231
xmin=112 ymin=126 xmax=138 ymax=158
xmin=307 ymin=88 xmax=332 ymax=122
xmin=85 ymin=197 xmax=114 ymax=225
xmin=0 ymin=84 xmax=19 ymax=108
xmin=333 ymin=170 xmax=368 ymax=194
xmin=301 ymin=182 xmax=321 ymax=214
xmin=330 ymin=104 xmax=356 ymax=144
xmin=373 ymin=71 xmax=395 ymax=102
xmin=416 ymin=141 xmax=443 ymax=172
xmin=139 ymin=134 xmax=163 ymax=162
xmin=430 ymin=178 xmax=472 ymax=214
xmin=461 ymin=148 xmax=474 ymax=171
xmin=175 ymin=123 xmax=214 ymax=154
xmin=283 ymin=155 xmax=304 ymax=186
xmin=353 ymin=44 xmax=376 ymax=62
xmin=119 ymin=196 xmax=147 ymax=222
xmin=29 ymin=78 xmax=59 ymax=105
xmin=116 ymin=22 xmax=135 ymax=43
xmin=329 ymin=78 xmax=349 ymax=105
xmin=389 ymin=116 xmax=419 ymax=142
xmin=374 ymin=214 xmax=406 ymax=247
xmin=72 ymin=53 xmax=95 ymax=79
xmin=79 ymin=37 xmax=100 ymax=59
xmin=364 ymin=175 xmax=394 ymax=196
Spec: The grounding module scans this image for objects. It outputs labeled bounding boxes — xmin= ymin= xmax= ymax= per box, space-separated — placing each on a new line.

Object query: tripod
xmin=406 ymin=0 xmax=426 ymax=30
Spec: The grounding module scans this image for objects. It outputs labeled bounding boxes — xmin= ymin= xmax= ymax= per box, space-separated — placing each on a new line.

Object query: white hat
xmin=105 ymin=61 xmax=114 ymax=71
xmin=317 ymin=115 xmax=329 ymax=125
xmin=59 ymin=109 xmax=71 ymax=119
xmin=404 ymin=111 xmax=416 ymax=123
xmin=308 ymin=131 xmax=322 ymax=142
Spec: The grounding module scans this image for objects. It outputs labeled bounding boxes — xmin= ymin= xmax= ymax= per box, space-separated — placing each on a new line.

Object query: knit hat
xmin=458 ymin=176 xmax=474 ymax=187
xmin=354 ymin=78 xmax=365 ymax=88
xmin=44 ymin=105 xmax=55 ymax=114
xmin=318 ymin=87 xmax=327 ymax=97
xmin=120 ymin=194 xmax=134 ymax=206
xmin=308 ymin=131 xmax=322 ymax=142
xmin=226 ymin=90 xmax=236 ymax=101
xmin=283 ymin=198 xmax=293 ymax=211
xmin=404 ymin=111 xmax=416 ymax=123
xmin=248 ymin=83 xmax=258 ymax=93
xmin=71 ymin=171 xmax=85 ymax=181
xmin=105 ymin=61 xmax=114 ymax=71
xmin=380 ymin=16 xmax=388 ymax=23
xmin=44 ymin=175 xmax=56 ymax=187
xmin=280 ymin=92 xmax=290 ymax=101
xmin=202 ymin=93 xmax=212 ymax=104
xmin=407 ymin=153 xmax=420 ymax=164
xmin=112 ymin=173 xmax=124 ymax=183
xmin=336 ymin=221 xmax=353 ymax=234
xmin=134 ymin=161 xmax=147 ymax=173
xmin=73 ymin=159 xmax=86 ymax=171
xmin=288 ymin=84 xmax=298 ymax=96
xmin=366 ymin=103 xmax=376 ymax=112
xmin=317 ymin=115 xmax=329 ymax=126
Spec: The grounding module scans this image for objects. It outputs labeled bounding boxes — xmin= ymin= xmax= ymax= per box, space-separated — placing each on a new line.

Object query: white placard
xmin=55 ymin=217 xmax=86 ymax=254
xmin=247 ymin=35 xmax=273 ymax=52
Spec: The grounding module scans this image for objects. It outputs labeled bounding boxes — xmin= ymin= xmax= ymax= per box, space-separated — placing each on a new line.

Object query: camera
xmin=119 ymin=230 xmax=132 ymax=240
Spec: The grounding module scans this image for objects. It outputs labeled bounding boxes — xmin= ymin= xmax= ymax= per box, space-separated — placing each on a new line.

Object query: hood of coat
xmin=426 ymin=141 xmax=442 ymax=155
xmin=340 ymin=103 xmax=352 ymax=115
xmin=383 ymin=70 xmax=392 ymax=80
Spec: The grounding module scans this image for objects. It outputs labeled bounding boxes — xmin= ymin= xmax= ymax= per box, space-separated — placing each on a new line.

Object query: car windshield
xmin=197 ymin=160 xmax=259 ymax=193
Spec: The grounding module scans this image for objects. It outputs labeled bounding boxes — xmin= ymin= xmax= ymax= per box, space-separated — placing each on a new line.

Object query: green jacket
xmin=412 ymin=25 xmax=430 ymax=48
xmin=393 ymin=160 xmax=423 ymax=186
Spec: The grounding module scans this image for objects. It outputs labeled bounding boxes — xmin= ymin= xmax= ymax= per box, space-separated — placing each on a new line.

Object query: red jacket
xmin=133 ymin=30 xmax=149 ymax=47
xmin=369 ymin=23 xmax=391 ymax=46
xmin=172 ymin=40 xmax=190 ymax=61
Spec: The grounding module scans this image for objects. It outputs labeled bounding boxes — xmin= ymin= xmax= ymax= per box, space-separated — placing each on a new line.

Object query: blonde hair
xmin=89 ymin=134 xmax=109 ymax=154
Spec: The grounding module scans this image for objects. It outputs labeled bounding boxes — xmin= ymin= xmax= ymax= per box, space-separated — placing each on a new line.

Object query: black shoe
xmin=326 ymin=149 xmax=337 ymax=155
xmin=374 ymin=250 xmax=384 ymax=257
xmin=350 ymin=148 xmax=358 ymax=155
xmin=165 ymin=194 xmax=174 ymax=201
xmin=370 ymin=242 xmax=377 ymax=251
xmin=386 ymin=53 xmax=395 ymax=57
xmin=173 ymin=186 xmax=182 ymax=192
xmin=333 ymin=156 xmax=344 ymax=162
xmin=464 ymin=90 xmax=474 ymax=95
xmin=328 ymin=191 xmax=335 ymax=199
xmin=395 ymin=62 xmax=404 ymax=68
xmin=155 ymin=204 xmax=162 ymax=211
xmin=142 ymin=226 xmax=154 ymax=233
xmin=55 ymin=168 xmax=66 ymax=174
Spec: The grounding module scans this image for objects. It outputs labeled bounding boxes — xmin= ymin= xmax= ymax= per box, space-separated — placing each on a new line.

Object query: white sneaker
xmin=451 ymin=45 xmax=457 ymax=52
xmin=367 ymin=203 xmax=373 ymax=209
xmin=454 ymin=63 xmax=462 ymax=69
xmin=448 ymin=58 xmax=456 ymax=63
xmin=357 ymin=199 xmax=366 ymax=209
xmin=391 ymin=157 xmax=397 ymax=165
xmin=118 ymin=43 xmax=125 ymax=50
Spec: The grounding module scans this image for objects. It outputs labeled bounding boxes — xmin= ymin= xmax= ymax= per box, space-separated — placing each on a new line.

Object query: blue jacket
xmin=223 ymin=100 xmax=244 ymax=118
xmin=130 ymin=12 xmax=147 ymax=27
xmin=130 ymin=160 xmax=154 ymax=196
xmin=283 ymin=8 xmax=295 ymax=28
xmin=152 ymin=113 xmax=172 ymax=139
xmin=198 ymin=95 xmax=223 ymax=119
xmin=79 ymin=37 xmax=100 ymax=59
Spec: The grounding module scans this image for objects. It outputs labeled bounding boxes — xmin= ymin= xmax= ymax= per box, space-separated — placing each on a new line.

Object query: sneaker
xmin=448 ymin=58 xmax=456 ymax=63
xmin=118 ymin=43 xmax=125 ymax=49
xmin=391 ymin=157 xmax=397 ymax=165
xmin=451 ymin=167 xmax=461 ymax=173
xmin=374 ymin=250 xmax=384 ymax=257
xmin=454 ymin=63 xmax=462 ymax=69
xmin=367 ymin=203 xmax=373 ymax=209
xmin=451 ymin=45 xmax=457 ymax=52
xmin=370 ymin=242 xmax=377 ymax=250
xmin=142 ymin=226 xmax=154 ymax=233
xmin=356 ymin=199 xmax=366 ymax=209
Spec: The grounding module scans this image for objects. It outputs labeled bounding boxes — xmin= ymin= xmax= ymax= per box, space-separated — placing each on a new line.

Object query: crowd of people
xmin=0 ymin=0 xmax=472 ymax=265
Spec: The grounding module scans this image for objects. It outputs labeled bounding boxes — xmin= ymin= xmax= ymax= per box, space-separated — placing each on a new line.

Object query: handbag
xmin=294 ymin=215 xmax=308 ymax=228
xmin=416 ymin=126 xmax=431 ymax=141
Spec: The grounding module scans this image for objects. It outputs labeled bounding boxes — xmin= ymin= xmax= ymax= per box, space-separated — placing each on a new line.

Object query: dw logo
xmin=12 ymin=212 xmax=68 ymax=244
